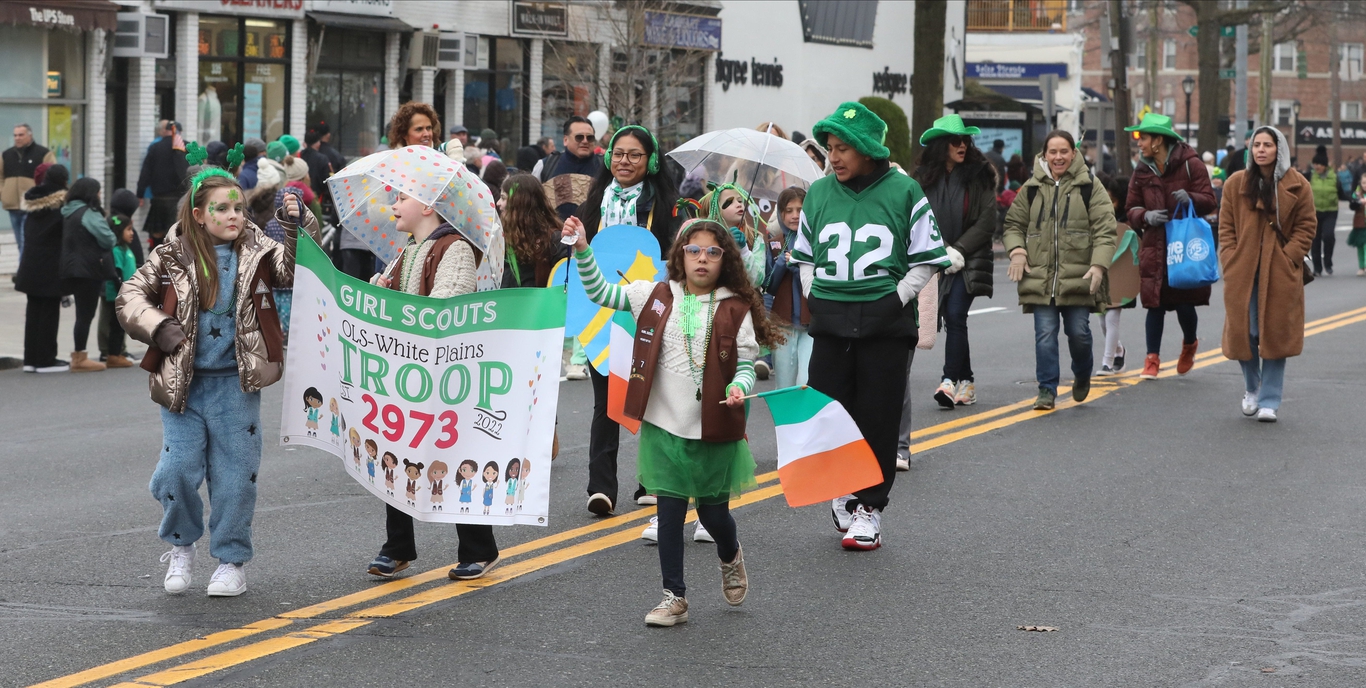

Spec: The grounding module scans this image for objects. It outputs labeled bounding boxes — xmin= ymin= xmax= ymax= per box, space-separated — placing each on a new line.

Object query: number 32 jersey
xmin=791 ymin=171 xmax=949 ymax=303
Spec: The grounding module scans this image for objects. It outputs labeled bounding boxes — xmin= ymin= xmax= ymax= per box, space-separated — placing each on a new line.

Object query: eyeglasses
xmin=570 ymin=134 xmax=594 ymax=143
xmin=683 ymin=244 xmax=725 ymax=260
xmin=611 ymin=150 xmax=646 ymax=163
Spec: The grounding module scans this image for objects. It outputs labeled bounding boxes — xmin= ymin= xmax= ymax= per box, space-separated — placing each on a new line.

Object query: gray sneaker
xmin=1033 ymin=388 xmax=1056 ymax=411
xmin=645 ymin=590 xmax=689 ymax=626
xmin=719 ymin=546 xmax=748 ymax=606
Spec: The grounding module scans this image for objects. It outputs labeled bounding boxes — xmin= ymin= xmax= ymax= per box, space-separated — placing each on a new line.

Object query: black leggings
xmin=657 ymin=496 xmax=739 ymax=598
xmin=70 ymin=279 xmax=102 ymax=352
xmin=1144 ymin=305 xmax=1198 ymax=356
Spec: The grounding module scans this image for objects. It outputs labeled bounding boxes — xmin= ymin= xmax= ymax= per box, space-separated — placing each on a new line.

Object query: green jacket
xmin=105 ymin=244 xmax=137 ymax=301
xmin=1309 ymin=170 xmax=1340 ymax=212
xmin=1002 ymin=153 xmax=1117 ymax=309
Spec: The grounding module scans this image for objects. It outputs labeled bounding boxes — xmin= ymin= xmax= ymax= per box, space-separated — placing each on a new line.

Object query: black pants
xmin=378 ymin=504 xmax=498 ymax=564
xmin=941 ymin=274 xmax=976 ymax=382
xmin=70 ymin=279 xmax=101 ymax=352
xmin=339 ymin=248 xmax=379 ymax=282
xmin=807 ymin=334 xmax=911 ymax=511
xmin=23 ymin=295 xmax=61 ymax=367
xmin=98 ymin=297 xmax=127 ymax=357
xmin=586 ymin=365 xmax=645 ymax=506
xmin=657 ymin=496 xmax=739 ymax=598
xmin=1312 ymin=210 xmax=1338 ymax=274
xmin=144 ymin=196 xmax=179 ymax=246
xmin=1144 ymin=305 xmax=1198 ymax=356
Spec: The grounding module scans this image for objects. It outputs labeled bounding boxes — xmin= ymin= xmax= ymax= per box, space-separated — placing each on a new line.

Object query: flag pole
xmin=718 ymin=385 xmax=807 ymax=404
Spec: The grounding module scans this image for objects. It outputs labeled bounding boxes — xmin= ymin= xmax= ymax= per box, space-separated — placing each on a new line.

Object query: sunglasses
xmin=570 ymin=134 xmax=594 ymax=143
xmin=683 ymin=244 xmax=725 ymax=260
xmin=945 ymin=135 xmax=967 ymax=147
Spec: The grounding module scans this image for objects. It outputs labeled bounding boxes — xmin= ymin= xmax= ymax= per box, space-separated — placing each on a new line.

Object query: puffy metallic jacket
xmin=116 ymin=206 xmax=321 ymax=412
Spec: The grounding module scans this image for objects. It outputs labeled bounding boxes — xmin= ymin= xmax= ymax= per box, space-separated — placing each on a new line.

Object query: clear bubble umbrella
xmin=665 ymin=127 xmax=825 ymax=200
xmin=326 ymin=145 xmax=505 ymax=290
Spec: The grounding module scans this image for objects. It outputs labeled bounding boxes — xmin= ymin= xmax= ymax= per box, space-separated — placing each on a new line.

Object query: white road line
xmin=967 ymin=306 xmax=1008 ymax=315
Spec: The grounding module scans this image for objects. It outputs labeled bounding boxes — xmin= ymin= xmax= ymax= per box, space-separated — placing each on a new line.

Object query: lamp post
xmin=1292 ymin=99 xmax=1302 ymax=168
xmin=1182 ymin=75 xmax=1195 ymax=142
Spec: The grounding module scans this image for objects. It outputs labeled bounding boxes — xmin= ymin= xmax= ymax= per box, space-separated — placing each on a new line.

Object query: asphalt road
xmin=3 ymin=261 xmax=1364 ymax=687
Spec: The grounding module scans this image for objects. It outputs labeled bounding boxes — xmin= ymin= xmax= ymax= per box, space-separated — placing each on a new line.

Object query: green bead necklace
xmin=681 ymin=289 xmax=717 ymax=402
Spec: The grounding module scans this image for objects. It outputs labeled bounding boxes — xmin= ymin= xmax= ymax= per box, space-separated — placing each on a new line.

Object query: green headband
xmin=190 ymin=167 xmax=237 ymax=204
xmin=704 ymin=182 xmax=758 ymax=223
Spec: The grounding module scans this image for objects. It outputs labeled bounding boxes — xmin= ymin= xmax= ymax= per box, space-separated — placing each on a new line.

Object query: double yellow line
xmin=35 ymin=304 xmax=1366 ymax=688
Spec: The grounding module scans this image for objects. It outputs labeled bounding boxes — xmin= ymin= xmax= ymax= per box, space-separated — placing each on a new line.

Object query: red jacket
xmin=1125 ymin=142 xmax=1216 ymax=309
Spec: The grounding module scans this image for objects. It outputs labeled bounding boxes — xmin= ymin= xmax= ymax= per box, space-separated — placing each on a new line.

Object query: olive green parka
xmin=1002 ymin=152 xmax=1117 ymax=310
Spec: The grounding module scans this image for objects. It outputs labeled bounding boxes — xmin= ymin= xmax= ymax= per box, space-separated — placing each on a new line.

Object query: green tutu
xmin=637 ymin=422 xmax=757 ymax=504
xmin=1347 ymin=227 xmax=1366 ymax=248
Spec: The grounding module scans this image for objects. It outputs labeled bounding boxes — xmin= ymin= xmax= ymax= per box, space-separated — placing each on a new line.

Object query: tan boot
xmin=105 ymin=354 xmax=135 ymax=369
xmin=70 ymin=351 xmax=106 ymax=372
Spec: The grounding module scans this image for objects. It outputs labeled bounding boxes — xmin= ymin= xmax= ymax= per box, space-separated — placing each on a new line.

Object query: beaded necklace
xmin=680 ymin=289 xmax=717 ymax=402
xmin=398 ymin=238 xmax=426 ymax=293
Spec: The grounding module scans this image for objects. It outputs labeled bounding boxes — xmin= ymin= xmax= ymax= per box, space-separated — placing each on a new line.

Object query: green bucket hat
xmin=813 ymin=101 xmax=890 ymax=160
xmin=918 ymin=114 xmax=982 ymax=145
xmin=1124 ymin=113 xmax=1184 ymax=141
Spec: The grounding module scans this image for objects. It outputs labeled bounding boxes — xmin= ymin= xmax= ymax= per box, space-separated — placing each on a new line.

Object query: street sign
xmin=1188 ymin=25 xmax=1197 ymax=37
xmin=1220 ymin=68 xmax=1237 ymax=79
xmin=1188 ymin=25 xmax=1237 ymax=37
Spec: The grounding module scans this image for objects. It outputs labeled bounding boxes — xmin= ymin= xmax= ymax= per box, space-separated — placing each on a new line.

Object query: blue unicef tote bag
xmin=1165 ymin=200 xmax=1220 ymax=289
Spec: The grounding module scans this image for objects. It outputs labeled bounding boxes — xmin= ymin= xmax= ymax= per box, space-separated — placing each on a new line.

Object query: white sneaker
xmin=754 ymin=359 xmax=771 ymax=380
xmin=206 ymin=563 xmax=247 ymax=597
xmin=693 ymin=521 xmax=714 ymax=543
xmin=1257 ymin=407 xmax=1278 ymax=423
xmin=1241 ymin=392 xmax=1258 ymax=416
xmin=831 ymin=495 xmax=853 ymax=533
xmin=841 ymin=505 xmax=882 ymax=551
xmin=564 ymin=364 xmax=589 ymax=380
xmin=641 ymin=516 xmax=659 ymax=542
xmin=895 ymin=455 xmax=911 ymax=472
xmin=636 ymin=494 xmax=658 ymax=506
xmin=160 ymin=544 xmax=195 ymax=594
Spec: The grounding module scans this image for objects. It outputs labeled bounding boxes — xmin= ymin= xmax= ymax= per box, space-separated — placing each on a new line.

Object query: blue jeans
xmin=1239 ymin=284 xmax=1286 ymax=410
xmin=1033 ymin=305 xmax=1093 ymax=393
xmin=152 ymin=375 xmax=262 ymax=565
xmin=8 ymin=209 xmax=25 ymax=261
xmin=941 ymin=274 xmax=976 ymax=382
xmin=773 ymin=324 xmax=813 ymax=388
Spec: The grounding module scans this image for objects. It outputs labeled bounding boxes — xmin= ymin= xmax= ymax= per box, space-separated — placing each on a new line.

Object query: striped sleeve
xmin=789 ymin=209 xmax=814 ymax=265
xmin=726 ymin=311 xmax=759 ymax=395
xmin=906 ymin=193 xmax=951 ymax=268
xmin=573 ymin=247 xmax=631 ymax=311
xmin=728 ymin=361 xmax=756 ymax=396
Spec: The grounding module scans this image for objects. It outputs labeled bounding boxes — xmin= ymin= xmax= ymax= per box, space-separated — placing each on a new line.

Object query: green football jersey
xmin=791 ymin=171 xmax=949 ymax=302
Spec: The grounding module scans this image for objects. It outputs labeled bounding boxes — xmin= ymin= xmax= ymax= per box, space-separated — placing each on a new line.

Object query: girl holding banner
xmin=562 ymin=213 xmax=782 ymax=627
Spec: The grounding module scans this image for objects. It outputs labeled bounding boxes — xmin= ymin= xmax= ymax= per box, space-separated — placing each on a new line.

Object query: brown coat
xmin=1217 ymin=169 xmax=1316 ymax=361
xmin=1125 ymin=142 xmax=1217 ymax=309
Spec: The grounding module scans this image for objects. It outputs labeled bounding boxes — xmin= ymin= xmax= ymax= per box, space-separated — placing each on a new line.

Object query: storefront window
xmin=464 ymin=37 xmax=527 ymax=152
xmin=308 ymin=28 xmax=384 ymax=161
xmin=195 ymin=16 xmax=289 ymax=147
xmin=0 ymin=25 xmax=86 ymax=174
xmin=655 ymin=51 xmax=706 ymax=152
xmin=541 ymin=41 xmax=598 ymax=140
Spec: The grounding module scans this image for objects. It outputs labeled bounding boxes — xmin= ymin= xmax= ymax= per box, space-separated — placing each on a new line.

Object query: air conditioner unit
xmin=113 ymin=12 xmax=170 ymax=59
xmin=408 ymin=32 xmax=440 ymax=70
xmin=436 ymin=31 xmax=462 ymax=70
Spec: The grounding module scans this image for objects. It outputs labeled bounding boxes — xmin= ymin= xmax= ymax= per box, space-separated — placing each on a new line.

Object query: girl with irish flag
xmin=561 ymin=213 xmax=783 ymax=627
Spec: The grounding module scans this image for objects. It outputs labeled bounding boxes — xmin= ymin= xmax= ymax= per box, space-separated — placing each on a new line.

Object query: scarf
xmin=600 ymin=180 xmax=642 ymax=228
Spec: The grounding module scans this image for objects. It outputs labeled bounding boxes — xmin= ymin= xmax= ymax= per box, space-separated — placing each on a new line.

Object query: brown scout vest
xmin=383 ymin=233 xmax=485 ymax=297
xmin=622 ymin=282 xmax=748 ymax=442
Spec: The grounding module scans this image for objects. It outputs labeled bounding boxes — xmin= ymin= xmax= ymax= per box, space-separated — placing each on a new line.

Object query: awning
xmin=1081 ymin=86 xmax=1110 ymax=102
xmin=307 ymin=10 xmax=415 ymax=33
xmin=982 ymin=84 xmax=1069 ymax=113
xmin=0 ymin=0 xmax=118 ymax=32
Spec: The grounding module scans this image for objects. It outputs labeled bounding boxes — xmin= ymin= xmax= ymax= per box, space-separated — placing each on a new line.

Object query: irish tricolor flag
xmin=605 ymin=310 xmax=641 ymax=434
xmin=763 ymin=386 xmax=883 ymax=507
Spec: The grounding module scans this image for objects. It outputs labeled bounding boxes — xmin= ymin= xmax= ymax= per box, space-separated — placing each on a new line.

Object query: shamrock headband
xmin=185 ymin=141 xmax=207 ymax=166
xmin=225 ymin=142 xmax=245 ymax=170
xmin=190 ymin=167 xmax=238 ymax=203
xmin=605 ymin=125 xmax=660 ymax=175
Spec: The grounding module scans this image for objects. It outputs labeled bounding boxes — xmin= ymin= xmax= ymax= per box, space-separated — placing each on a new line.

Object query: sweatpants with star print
xmin=151 ymin=373 xmax=262 ymax=565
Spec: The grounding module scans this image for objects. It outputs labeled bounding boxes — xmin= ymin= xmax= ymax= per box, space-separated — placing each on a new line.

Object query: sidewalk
xmin=0 ymin=280 xmax=147 ymax=367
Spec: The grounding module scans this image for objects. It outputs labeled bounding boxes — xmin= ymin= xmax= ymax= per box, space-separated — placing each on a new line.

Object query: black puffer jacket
xmin=13 ymin=183 xmax=69 ymax=297
xmin=926 ymin=161 xmax=997 ymax=298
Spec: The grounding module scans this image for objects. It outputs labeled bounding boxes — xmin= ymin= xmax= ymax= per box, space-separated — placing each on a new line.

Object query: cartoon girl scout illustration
xmin=457 ymin=459 xmax=478 ymax=513
xmin=364 ymin=439 xmax=378 ymax=483
xmin=328 ymin=398 xmax=342 ymax=443
xmin=481 ymin=461 xmax=499 ymax=515
xmin=349 ymin=428 xmax=362 ymax=470
xmin=516 ymin=458 xmax=531 ymax=512
xmin=382 ymin=451 xmax=399 ymax=494
xmin=427 ymin=460 xmax=448 ymax=511
xmin=303 ymin=387 xmax=323 ymax=437
xmin=403 ymin=459 xmax=424 ymax=506
xmin=504 ymin=459 xmax=521 ymax=514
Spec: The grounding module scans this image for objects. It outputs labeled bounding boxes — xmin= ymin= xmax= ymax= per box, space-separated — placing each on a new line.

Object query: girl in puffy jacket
xmin=117 ymin=168 xmax=319 ymax=598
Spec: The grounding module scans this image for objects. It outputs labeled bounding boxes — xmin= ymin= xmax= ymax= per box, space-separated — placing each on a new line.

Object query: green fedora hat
xmin=1124 ymin=113 xmax=1184 ymax=141
xmin=919 ymin=114 xmax=981 ymax=145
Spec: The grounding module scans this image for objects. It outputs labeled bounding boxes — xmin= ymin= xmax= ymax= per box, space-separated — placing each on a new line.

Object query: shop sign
xmin=714 ymin=53 xmax=784 ymax=91
xmin=306 ymin=0 xmax=392 ymax=16
xmin=155 ymin=0 xmax=305 ymax=19
xmin=871 ymin=67 xmax=908 ymax=98
xmin=510 ymin=1 xmax=568 ymax=37
xmin=46 ymin=71 xmax=62 ymax=97
xmin=643 ymin=9 xmax=721 ymax=51
xmin=1295 ymin=120 xmax=1366 ymax=145
xmin=28 ymin=7 xmax=77 ymax=27
xmin=966 ymin=62 xmax=1068 ymax=80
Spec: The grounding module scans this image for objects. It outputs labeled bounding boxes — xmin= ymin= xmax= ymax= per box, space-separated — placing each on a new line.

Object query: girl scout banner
xmin=280 ymin=234 xmax=565 ymax=526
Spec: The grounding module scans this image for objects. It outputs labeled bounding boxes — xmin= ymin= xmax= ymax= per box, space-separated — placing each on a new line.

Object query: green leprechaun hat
xmin=813 ymin=101 xmax=890 ymax=160
xmin=1124 ymin=112 xmax=1184 ymax=141
xmin=919 ymin=114 xmax=982 ymax=145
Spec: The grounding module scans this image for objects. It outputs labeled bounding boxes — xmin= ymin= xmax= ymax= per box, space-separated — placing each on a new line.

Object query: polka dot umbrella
xmin=326 ymin=145 xmax=504 ymax=291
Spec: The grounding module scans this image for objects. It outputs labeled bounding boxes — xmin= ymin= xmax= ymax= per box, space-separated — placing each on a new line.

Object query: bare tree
xmin=910 ymin=0 xmax=947 ymax=160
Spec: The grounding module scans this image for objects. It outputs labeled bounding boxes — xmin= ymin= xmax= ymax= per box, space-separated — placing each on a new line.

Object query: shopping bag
xmin=1165 ymin=200 xmax=1220 ymax=289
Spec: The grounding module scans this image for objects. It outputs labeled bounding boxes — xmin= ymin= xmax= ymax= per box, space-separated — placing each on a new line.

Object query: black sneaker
xmin=35 ymin=360 xmax=70 ymax=373
xmin=1112 ymin=345 xmax=1125 ymax=371
xmin=367 ymin=554 xmax=410 ymax=578
xmin=1072 ymin=374 xmax=1091 ymax=402
xmin=449 ymin=557 xmax=500 ymax=580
